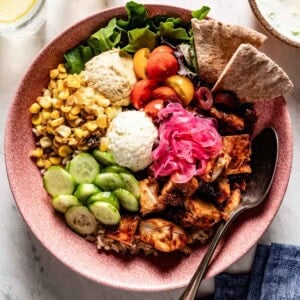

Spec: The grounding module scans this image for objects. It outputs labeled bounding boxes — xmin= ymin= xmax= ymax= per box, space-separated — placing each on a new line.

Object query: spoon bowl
xmin=180 ymin=127 xmax=278 ymax=300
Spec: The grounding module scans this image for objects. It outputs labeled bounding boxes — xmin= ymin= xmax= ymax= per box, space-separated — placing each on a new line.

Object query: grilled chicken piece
xmin=222 ymin=135 xmax=251 ymax=175
xmin=139 ymin=218 xmax=188 ymax=252
xmin=210 ymin=107 xmax=245 ymax=131
xmin=222 ymin=189 xmax=241 ymax=220
xmin=105 ymin=215 xmax=140 ymax=246
xmin=159 ymin=177 xmax=199 ymax=206
xmin=182 ymin=198 xmax=222 ymax=228
xmin=139 ymin=178 xmax=165 ymax=216
xmin=201 ymin=134 xmax=251 ymax=182
xmin=216 ymin=177 xmax=231 ymax=203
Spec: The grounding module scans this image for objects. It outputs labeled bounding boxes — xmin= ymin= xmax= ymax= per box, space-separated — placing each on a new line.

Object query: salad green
xmin=64 ymin=1 xmax=210 ymax=74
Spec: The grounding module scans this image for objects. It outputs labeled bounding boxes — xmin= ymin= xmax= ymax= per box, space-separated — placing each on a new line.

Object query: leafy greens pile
xmin=64 ymin=1 xmax=210 ymax=74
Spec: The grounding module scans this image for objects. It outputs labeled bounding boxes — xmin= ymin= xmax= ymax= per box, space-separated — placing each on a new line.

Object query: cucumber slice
xmin=74 ymin=183 xmax=100 ymax=205
xmin=43 ymin=166 xmax=75 ymax=197
xmin=51 ymin=195 xmax=80 ymax=213
xmin=89 ymin=201 xmax=121 ymax=225
xmin=65 ymin=161 xmax=71 ymax=172
xmin=93 ymin=173 xmax=125 ymax=190
xmin=103 ymin=165 xmax=132 ymax=174
xmin=120 ymin=173 xmax=140 ymax=199
xmin=69 ymin=152 xmax=100 ymax=184
xmin=65 ymin=205 xmax=97 ymax=235
xmin=87 ymin=191 xmax=120 ymax=210
xmin=92 ymin=150 xmax=116 ymax=166
xmin=113 ymin=188 xmax=139 ymax=212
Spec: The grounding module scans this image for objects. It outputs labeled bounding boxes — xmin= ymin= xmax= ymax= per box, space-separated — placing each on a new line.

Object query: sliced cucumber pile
xmin=42 ymin=150 xmax=141 ymax=232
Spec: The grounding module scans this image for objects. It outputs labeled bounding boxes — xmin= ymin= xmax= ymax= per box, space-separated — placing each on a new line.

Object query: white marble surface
xmin=0 ymin=1 xmax=299 ymax=299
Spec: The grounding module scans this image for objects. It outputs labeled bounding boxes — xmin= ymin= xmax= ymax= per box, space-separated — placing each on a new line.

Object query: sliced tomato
xmin=144 ymin=99 xmax=164 ymax=118
xmin=150 ymin=45 xmax=174 ymax=56
xmin=151 ymin=86 xmax=178 ymax=100
xmin=130 ymin=79 xmax=158 ymax=109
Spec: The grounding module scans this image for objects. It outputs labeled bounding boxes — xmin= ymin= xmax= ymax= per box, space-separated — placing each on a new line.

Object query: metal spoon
xmin=180 ymin=127 xmax=278 ymax=300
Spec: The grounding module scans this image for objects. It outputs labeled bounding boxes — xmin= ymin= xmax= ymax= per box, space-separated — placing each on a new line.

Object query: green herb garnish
xmin=291 ymin=30 xmax=300 ymax=36
xmin=192 ymin=6 xmax=210 ymax=20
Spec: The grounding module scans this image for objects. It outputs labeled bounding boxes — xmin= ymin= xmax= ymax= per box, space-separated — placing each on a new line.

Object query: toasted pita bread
xmin=212 ymin=44 xmax=294 ymax=101
xmin=192 ymin=18 xmax=267 ymax=84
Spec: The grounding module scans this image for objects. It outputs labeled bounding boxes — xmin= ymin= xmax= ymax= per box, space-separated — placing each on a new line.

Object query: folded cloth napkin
xmin=214 ymin=243 xmax=300 ymax=300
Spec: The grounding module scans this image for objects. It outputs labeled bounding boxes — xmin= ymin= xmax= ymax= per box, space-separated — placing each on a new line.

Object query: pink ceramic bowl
xmin=5 ymin=4 xmax=293 ymax=292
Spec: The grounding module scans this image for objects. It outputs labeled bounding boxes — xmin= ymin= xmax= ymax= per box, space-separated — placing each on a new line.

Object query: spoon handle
xmin=179 ymin=213 xmax=239 ymax=300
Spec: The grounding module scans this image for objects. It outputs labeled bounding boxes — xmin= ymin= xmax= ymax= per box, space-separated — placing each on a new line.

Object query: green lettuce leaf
xmin=122 ymin=26 xmax=157 ymax=53
xmin=159 ymin=19 xmax=191 ymax=41
xmin=117 ymin=1 xmax=148 ymax=29
xmin=192 ymin=6 xmax=210 ymax=20
xmin=64 ymin=47 xmax=85 ymax=74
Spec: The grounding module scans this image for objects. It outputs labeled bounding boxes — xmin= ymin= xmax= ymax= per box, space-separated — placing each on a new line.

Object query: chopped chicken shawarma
xmin=139 ymin=218 xmax=188 ymax=252
xmin=202 ymin=134 xmax=251 ymax=181
xmin=210 ymin=107 xmax=245 ymax=131
xmin=216 ymin=177 xmax=231 ymax=203
xmin=182 ymin=198 xmax=222 ymax=228
xmin=139 ymin=178 xmax=165 ymax=216
xmin=105 ymin=215 xmax=140 ymax=246
xmin=222 ymin=189 xmax=241 ymax=220
xmin=159 ymin=177 xmax=199 ymax=206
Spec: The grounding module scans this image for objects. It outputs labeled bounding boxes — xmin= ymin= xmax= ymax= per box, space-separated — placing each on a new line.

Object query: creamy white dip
xmin=257 ymin=0 xmax=300 ymax=42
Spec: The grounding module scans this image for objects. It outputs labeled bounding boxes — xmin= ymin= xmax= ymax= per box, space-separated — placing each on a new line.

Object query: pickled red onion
xmin=152 ymin=103 xmax=222 ymax=183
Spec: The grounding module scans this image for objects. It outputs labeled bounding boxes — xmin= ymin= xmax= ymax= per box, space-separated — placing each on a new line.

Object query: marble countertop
xmin=0 ymin=1 xmax=299 ymax=299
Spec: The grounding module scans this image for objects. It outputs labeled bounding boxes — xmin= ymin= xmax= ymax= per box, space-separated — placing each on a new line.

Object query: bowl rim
xmin=4 ymin=3 xmax=294 ymax=292
xmin=248 ymin=0 xmax=300 ymax=48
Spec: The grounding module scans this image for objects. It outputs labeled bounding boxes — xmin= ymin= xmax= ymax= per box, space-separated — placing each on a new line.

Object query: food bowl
xmin=5 ymin=4 xmax=293 ymax=291
xmin=249 ymin=0 xmax=300 ymax=48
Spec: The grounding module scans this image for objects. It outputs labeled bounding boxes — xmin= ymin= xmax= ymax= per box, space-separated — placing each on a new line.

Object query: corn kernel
xmin=74 ymin=128 xmax=83 ymax=139
xmin=52 ymin=88 xmax=59 ymax=98
xmin=39 ymin=136 xmax=52 ymax=148
xmin=50 ymin=117 xmax=64 ymax=127
xmin=58 ymin=73 xmax=67 ymax=79
xmin=58 ymin=64 xmax=66 ymax=73
xmin=70 ymin=106 xmax=81 ymax=115
xmin=31 ymin=113 xmax=42 ymax=125
xmin=95 ymin=97 xmax=110 ymax=107
xmin=46 ymin=125 xmax=54 ymax=135
xmin=57 ymin=80 xmax=64 ymax=92
xmin=56 ymin=125 xmax=71 ymax=138
xmin=99 ymin=137 xmax=108 ymax=152
xmin=50 ymin=110 xmax=60 ymax=119
xmin=66 ymin=76 xmax=81 ymax=89
xmin=82 ymin=129 xmax=90 ymax=137
xmin=61 ymin=105 xmax=72 ymax=113
xmin=36 ymin=158 xmax=45 ymax=168
xmin=30 ymin=147 xmax=43 ymax=158
xmin=66 ymin=113 xmax=78 ymax=120
xmin=86 ymin=121 xmax=98 ymax=132
xmin=54 ymin=135 xmax=68 ymax=144
xmin=49 ymin=156 xmax=62 ymax=165
xmin=68 ymin=138 xmax=78 ymax=146
xmin=29 ymin=103 xmax=41 ymax=114
xmin=96 ymin=114 xmax=107 ymax=129
xmin=50 ymin=69 xmax=59 ymax=79
xmin=44 ymin=159 xmax=52 ymax=169
xmin=41 ymin=110 xmax=51 ymax=122
xmin=58 ymin=145 xmax=72 ymax=157
xmin=58 ymin=89 xmax=69 ymax=100
xmin=52 ymin=98 xmax=62 ymax=109
xmin=43 ymin=89 xmax=51 ymax=97
xmin=49 ymin=80 xmax=57 ymax=90
xmin=39 ymin=96 xmax=52 ymax=109
xmin=105 ymin=107 xmax=114 ymax=120
xmin=72 ymin=118 xmax=83 ymax=127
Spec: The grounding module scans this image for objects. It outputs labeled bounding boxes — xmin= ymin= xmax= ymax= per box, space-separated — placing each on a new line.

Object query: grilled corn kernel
xmin=30 ymin=147 xmax=43 ymax=158
xmin=68 ymin=138 xmax=78 ymax=146
xmin=52 ymin=98 xmax=62 ymax=109
xmin=95 ymin=97 xmax=110 ymax=108
xmin=56 ymin=125 xmax=71 ymax=138
xmin=29 ymin=103 xmax=41 ymax=114
xmin=82 ymin=129 xmax=90 ymax=138
xmin=39 ymin=136 xmax=52 ymax=148
xmin=39 ymin=96 xmax=52 ymax=109
xmin=72 ymin=118 xmax=83 ymax=127
xmin=50 ymin=110 xmax=60 ymax=119
xmin=70 ymin=106 xmax=81 ymax=115
xmin=46 ymin=125 xmax=55 ymax=135
xmin=86 ymin=121 xmax=98 ymax=132
xmin=52 ymin=88 xmax=59 ymax=98
xmin=96 ymin=114 xmax=107 ymax=129
xmin=50 ymin=69 xmax=59 ymax=79
xmin=58 ymin=64 xmax=66 ymax=73
xmin=36 ymin=158 xmax=45 ymax=168
xmin=54 ymin=135 xmax=68 ymax=144
xmin=57 ymin=80 xmax=64 ymax=92
xmin=31 ymin=113 xmax=42 ymax=125
xmin=74 ymin=128 xmax=83 ymax=139
xmin=41 ymin=110 xmax=51 ymax=122
xmin=49 ymin=156 xmax=61 ymax=165
xmin=99 ymin=137 xmax=108 ymax=152
xmin=43 ymin=89 xmax=51 ymax=97
xmin=49 ymin=79 xmax=57 ymax=90
xmin=58 ymin=89 xmax=69 ymax=100
xmin=50 ymin=117 xmax=64 ymax=127
xmin=58 ymin=73 xmax=67 ymax=79
xmin=44 ymin=159 xmax=52 ymax=169
xmin=105 ymin=107 xmax=114 ymax=120
xmin=58 ymin=145 xmax=72 ymax=157
xmin=61 ymin=105 xmax=72 ymax=113
xmin=66 ymin=76 xmax=81 ymax=89
xmin=66 ymin=113 xmax=78 ymax=120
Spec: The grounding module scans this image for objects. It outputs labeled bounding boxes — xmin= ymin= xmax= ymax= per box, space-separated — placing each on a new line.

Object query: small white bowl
xmin=249 ymin=0 xmax=300 ymax=48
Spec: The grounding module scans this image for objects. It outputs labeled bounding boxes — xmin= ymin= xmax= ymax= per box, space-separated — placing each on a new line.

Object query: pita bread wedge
xmin=212 ymin=44 xmax=294 ymax=101
xmin=192 ymin=18 xmax=267 ymax=84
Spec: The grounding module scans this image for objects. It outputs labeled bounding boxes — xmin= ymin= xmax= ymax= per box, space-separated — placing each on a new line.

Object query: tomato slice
xmin=144 ymin=99 xmax=164 ymax=118
xmin=150 ymin=45 xmax=174 ymax=56
xmin=130 ymin=79 xmax=158 ymax=109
